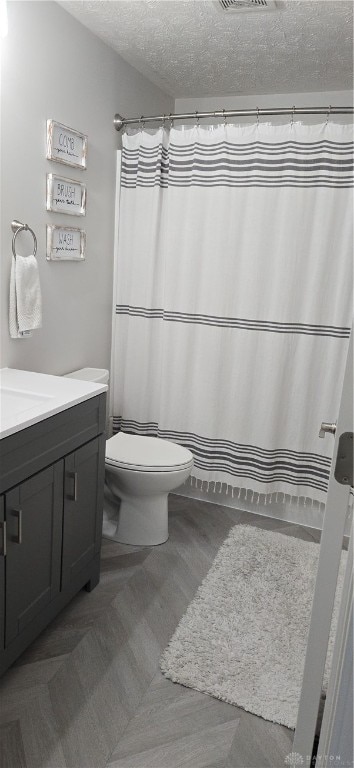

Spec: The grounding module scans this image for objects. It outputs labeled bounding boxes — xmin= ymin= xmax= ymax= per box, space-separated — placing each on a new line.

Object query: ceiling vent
xmin=217 ymin=0 xmax=277 ymax=11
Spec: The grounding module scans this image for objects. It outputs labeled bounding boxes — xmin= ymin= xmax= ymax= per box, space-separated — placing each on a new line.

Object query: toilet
xmin=105 ymin=432 xmax=193 ymax=545
xmin=64 ymin=368 xmax=194 ymax=546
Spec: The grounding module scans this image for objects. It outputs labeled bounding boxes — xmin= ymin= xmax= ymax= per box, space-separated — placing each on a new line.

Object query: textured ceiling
xmin=59 ymin=0 xmax=353 ymax=97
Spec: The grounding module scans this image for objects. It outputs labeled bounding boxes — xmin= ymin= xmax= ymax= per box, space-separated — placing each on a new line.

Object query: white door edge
xmin=316 ymin=524 xmax=353 ymax=767
xmin=293 ymin=331 xmax=353 ymax=760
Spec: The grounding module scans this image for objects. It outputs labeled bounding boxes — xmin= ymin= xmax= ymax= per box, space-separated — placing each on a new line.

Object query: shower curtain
xmin=111 ymin=122 xmax=353 ymax=505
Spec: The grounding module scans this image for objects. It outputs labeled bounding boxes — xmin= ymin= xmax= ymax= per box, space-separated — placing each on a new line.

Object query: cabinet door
xmin=0 ymin=497 xmax=5 ymax=651
xmin=61 ymin=435 xmax=105 ymax=590
xmin=5 ymin=463 xmax=63 ymax=647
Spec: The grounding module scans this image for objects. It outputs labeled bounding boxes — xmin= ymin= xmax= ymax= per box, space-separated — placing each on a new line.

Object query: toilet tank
xmin=64 ymin=368 xmax=109 ymax=385
xmin=64 ymin=368 xmax=111 ymax=435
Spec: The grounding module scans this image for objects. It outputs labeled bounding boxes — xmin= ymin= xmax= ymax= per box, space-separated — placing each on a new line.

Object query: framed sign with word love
xmin=47 ymin=174 xmax=86 ymax=216
xmin=46 ymin=225 xmax=86 ymax=261
xmin=46 ymin=120 xmax=87 ymax=169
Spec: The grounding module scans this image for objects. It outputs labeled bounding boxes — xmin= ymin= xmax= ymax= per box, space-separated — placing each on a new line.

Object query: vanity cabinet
xmin=62 ymin=437 xmax=105 ymax=590
xmin=0 ymin=498 xmax=4 ymax=655
xmin=5 ymin=463 xmax=63 ymax=646
xmin=0 ymin=393 xmax=106 ymax=676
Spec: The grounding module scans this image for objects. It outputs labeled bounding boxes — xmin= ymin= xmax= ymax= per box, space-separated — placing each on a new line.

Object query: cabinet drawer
xmin=0 ymin=394 xmax=106 ymax=494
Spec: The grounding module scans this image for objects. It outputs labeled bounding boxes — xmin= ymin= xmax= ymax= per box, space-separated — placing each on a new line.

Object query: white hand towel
xmin=9 ymin=254 xmax=42 ymax=338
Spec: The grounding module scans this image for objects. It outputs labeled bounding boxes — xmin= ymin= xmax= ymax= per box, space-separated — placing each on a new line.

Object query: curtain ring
xmin=256 ymin=107 xmax=259 ymax=127
xmin=140 ymin=115 xmax=145 ymax=130
xmin=290 ymin=105 xmax=295 ymax=127
xmin=222 ymin=109 xmax=227 ymax=126
xmin=326 ymin=105 xmax=332 ymax=126
xmin=169 ymin=112 xmax=174 ymax=128
xmin=162 ymin=114 xmax=166 ymax=127
xmin=195 ymin=110 xmax=200 ymax=126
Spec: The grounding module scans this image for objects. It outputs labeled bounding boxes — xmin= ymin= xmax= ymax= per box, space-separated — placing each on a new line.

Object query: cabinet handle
xmin=0 ymin=520 xmax=6 ymax=557
xmin=12 ymin=507 xmax=22 ymax=544
xmin=67 ymin=472 xmax=78 ymax=502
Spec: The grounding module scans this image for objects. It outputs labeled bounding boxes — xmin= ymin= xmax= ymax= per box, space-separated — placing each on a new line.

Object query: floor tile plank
xmin=108 ymin=721 xmax=239 ymax=768
xmin=0 ymin=494 xmax=300 ymax=768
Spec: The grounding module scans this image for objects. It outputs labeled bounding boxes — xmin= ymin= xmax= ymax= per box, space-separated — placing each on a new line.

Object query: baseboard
xmin=175 ymin=481 xmax=327 ymax=530
xmin=175 ymin=482 xmax=352 ymax=540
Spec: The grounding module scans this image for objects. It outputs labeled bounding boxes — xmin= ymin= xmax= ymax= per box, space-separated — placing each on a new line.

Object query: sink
xmin=0 ymin=368 xmax=107 ymax=439
xmin=0 ymin=387 xmax=54 ymax=423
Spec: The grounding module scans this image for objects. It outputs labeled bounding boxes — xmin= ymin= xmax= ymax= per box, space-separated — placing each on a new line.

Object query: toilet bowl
xmin=105 ymin=432 xmax=194 ymax=545
xmin=63 ymin=369 xmax=194 ymax=546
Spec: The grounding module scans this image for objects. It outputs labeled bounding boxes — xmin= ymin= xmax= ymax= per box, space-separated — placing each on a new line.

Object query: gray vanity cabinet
xmin=0 ymin=393 xmax=106 ymax=676
xmin=0 ymin=498 xmax=4 ymax=653
xmin=62 ymin=435 xmax=105 ymax=590
xmin=5 ymin=463 xmax=63 ymax=646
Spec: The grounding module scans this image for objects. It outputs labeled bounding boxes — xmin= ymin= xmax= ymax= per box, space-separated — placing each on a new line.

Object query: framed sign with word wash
xmin=46 ymin=224 xmax=86 ymax=261
xmin=46 ymin=174 xmax=86 ymax=216
xmin=46 ymin=120 xmax=87 ymax=169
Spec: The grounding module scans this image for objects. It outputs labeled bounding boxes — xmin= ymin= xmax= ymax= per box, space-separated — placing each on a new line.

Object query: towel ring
xmin=11 ymin=220 xmax=37 ymax=259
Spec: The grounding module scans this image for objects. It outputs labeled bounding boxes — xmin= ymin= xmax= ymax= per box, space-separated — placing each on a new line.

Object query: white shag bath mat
xmin=160 ymin=524 xmax=347 ymax=729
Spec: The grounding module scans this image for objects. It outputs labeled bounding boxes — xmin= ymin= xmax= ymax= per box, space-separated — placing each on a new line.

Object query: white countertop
xmin=0 ymin=368 xmax=108 ymax=439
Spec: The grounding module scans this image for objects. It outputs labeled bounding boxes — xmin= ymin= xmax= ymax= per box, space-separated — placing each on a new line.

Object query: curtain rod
xmin=114 ymin=106 xmax=354 ymax=131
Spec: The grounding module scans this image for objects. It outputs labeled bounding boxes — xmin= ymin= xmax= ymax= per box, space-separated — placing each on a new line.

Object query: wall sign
xmin=46 ymin=225 xmax=86 ymax=261
xmin=47 ymin=174 xmax=86 ymax=216
xmin=46 ymin=120 xmax=87 ymax=169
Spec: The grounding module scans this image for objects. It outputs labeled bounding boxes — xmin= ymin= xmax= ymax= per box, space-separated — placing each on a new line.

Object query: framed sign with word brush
xmin=47 ymin=174 xmax=86 ymax=216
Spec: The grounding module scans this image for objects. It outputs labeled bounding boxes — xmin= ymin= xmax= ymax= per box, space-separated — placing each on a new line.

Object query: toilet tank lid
xmin=64 ymin=367 xmax=109 ymax=384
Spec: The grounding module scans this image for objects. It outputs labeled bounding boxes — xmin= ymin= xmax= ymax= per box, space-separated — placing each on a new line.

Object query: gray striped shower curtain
xmin=111 ymin=122 xmax=353 ymax=505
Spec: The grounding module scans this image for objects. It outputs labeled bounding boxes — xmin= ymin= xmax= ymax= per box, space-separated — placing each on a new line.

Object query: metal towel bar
xmin=11 ymin=219 xmax=37 ymax=258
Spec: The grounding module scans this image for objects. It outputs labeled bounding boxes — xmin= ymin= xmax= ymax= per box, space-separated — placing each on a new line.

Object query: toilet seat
xmin=105 ymin=432 xmax=194 ymax=473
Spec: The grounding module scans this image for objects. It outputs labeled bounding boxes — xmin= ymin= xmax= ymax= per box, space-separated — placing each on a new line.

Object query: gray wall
xmin=0 ymin=1 xmax=173 ymax=375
